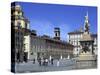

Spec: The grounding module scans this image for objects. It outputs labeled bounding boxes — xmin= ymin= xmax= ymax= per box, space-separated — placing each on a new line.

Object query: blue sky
xmin=15 ymin=2 xmax=97 ymax=40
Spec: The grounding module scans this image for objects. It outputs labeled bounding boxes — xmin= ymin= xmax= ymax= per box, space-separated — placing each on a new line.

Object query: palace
xmin=11 ymin=4 xmax=74 ymax=62
xmin=29 ymin=28 xmax=74 ymax=61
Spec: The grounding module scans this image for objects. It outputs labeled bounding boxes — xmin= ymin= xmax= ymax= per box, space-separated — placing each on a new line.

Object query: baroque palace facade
xmin=30 ymin=28 xmax=74 ymax=61
xmin=11 ymin=4 xmax=74 ymax=62
xmin=11 ymin=3 xmax=30 ymax=62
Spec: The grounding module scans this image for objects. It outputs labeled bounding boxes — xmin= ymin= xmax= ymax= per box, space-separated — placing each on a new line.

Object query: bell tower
xmin=54 ymin=27 xmax=60 ymax=40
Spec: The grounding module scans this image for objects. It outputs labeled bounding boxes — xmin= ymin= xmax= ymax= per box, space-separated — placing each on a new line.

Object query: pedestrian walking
xmin=43 ymin=58 xmax=45 ymax=66
xmin=45 ymin=59 xmax=48 ymax=66
xmin=57 ymin=60 xmax=60 ymax=67
xmin=33 ymin=59 xmax=35 ymax=64
xmin=38 ymin=58 xmax=42 ymax=66
xmin=51 ymin=58 xmax=54 ymax=65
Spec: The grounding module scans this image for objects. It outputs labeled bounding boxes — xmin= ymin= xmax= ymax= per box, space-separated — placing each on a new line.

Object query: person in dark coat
xmin=38 ymin=58 xmax=41 ymax=66
xmin=33 ymin=59 xmax=35 ymax=64
xmin=51 ymin=58 xmax=54 ymax=65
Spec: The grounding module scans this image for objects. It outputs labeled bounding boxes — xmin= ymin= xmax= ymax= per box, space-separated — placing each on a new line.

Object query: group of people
xmin=35 ymin=57 xmax=54 ymax=66
xmin=32 ymin=57 xmax=62 ymax=67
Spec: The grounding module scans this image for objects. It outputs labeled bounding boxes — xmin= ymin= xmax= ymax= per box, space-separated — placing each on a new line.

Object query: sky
xmin=15 ymin=2 xmax=97 ymax=41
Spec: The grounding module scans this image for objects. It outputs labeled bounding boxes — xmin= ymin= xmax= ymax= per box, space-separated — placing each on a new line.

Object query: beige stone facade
xmin=11 ymin=4 xmax=30 ymax=62
xmin=30 ymin=34 xmax=74 ymax=60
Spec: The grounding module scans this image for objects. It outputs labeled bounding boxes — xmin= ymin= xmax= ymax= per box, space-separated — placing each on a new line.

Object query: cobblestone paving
xmin=14 ymin=59 xmax=97 ymax=73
